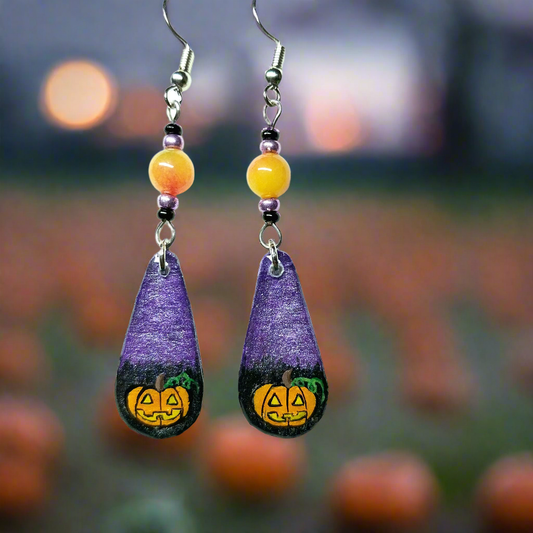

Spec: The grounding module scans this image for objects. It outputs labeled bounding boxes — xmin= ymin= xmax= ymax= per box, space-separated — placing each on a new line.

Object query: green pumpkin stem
xmin=164 ymin=372 xmax=199 ymax=392
xmin=291 ymin=377 xmax=325 ymax=403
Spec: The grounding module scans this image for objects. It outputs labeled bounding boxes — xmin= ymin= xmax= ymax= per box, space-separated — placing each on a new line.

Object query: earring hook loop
xmin=163 ymin=0 xmax=191 ymax=51
xmin=251 ymin=0 xmax=286 ymax=77
xmin=162 ymin=0 xmax=195 ymax=120
xmin=252 ymin=0 xmax=281 ymax=45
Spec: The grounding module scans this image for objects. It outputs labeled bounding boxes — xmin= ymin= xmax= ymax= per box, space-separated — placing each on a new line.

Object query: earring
xmin=115 ymin=0 xmax=203 ymax=439
xmin=238 ymin=1 xmax=328 ymax=438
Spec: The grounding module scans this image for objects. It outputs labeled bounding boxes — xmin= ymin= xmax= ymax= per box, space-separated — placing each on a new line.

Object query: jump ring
xmin=166 ymin=104 xmax=181 ymax=122
xmin=259 ymin=222 xmax=282 ymax=249
xmin=263 ymin=103 xmax=282 ymax=127
xmin=263 ymin=85 xmax=281 ymax=107
xmin=268 ymin=239 xmax=278 ymax=268
xmin=158 ymin=241 xmax=170 ymax=276
xmin=155 ymin=220 xmax=176 ymax=248
xmin=164 ymin=85 xmax=183 ymax=107
xmin=267 ymin=238 xmax=284 ymax=277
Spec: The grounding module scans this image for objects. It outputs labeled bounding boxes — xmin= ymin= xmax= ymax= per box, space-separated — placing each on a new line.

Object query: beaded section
xmin=247 ymin=153 xmax=291 ymax=199
xmin=158 ymin=208 xmax=175 ymax=221
xmin=163 ymin=134 xmax=184 ymax=150
xmin=165 ymin=123 xmax=183 ymax=135
xmin=157 ymin=194 xmax=179 ymax=211
xmin=149 ymin=149 xmax=194 ymax=196
xmin=260 ymin=140 xmax=281 ymax=154
xmin=262 ymin=211 xmax=280 ymax=224
xmin=261 ymin=128 xmax=280 ymax=141
xmin=258 ymin=198 xmax=280 ymax=212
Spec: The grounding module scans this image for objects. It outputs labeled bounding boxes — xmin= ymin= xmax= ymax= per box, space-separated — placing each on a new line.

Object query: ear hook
xmin=251 ymin=0 xmax=286 ymax=77
xmin=252 ymin=0 xmax=280 ymax=45
xmin=162 ymin=0 xmax=194 ymax=91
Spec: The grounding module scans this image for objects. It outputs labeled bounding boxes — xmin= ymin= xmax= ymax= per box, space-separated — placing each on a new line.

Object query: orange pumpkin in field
xmin=0 ymin=398 xmax=62 ymax=516
xmin=329 ymin=452 xmax=439 ymax=529
xmin=201 ymin=415 xmax=307 ymax=501
xmin=0 ymin=459 xmax=49 ymax=515
xmin=0 ymin=398 xmax=64 ymax=466
xmin=477 ymin=454 xmax=533 ymax=532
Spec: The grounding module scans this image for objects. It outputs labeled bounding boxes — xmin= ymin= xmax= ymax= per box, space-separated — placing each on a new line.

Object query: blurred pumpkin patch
xmin=201 ymin=415 xmax=307 ymax=501
xmin=0 ymin=397 xmax=63 ymax=516
xmin=329 ymin=452 xmax=440 ymax=530
xmin=477 ymin=454 xmax=533 ymax=532
xmin=1 ymin=191 xmax=533 ymax=531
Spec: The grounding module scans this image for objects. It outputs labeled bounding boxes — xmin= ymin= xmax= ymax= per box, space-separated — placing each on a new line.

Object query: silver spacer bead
xmin=265 ymin=67 xmax=283 ymax=86
xmin=171 ymin=70 xmax=192 ymax=92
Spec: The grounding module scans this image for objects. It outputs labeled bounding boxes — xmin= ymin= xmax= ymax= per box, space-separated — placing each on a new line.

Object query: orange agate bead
xmin=246 ymin=153 xmax=291 ymax=199
xmin=148 ymin=149 xmax=195 ymax=196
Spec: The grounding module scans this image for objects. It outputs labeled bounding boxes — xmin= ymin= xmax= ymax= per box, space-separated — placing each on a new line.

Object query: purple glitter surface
xmin=241 ymin=250 xmax=322 ymax=369
xmin=118 ymin=251 xmax=200 ymax=370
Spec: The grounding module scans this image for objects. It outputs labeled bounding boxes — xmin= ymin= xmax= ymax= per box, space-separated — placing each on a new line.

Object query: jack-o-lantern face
xmin=252 ymin=370 xmax=324 ymax=427
xmin=126 ymin=373 xmax=191 ymax=427
xmin=253 ymin=383 xmax=316 ymax=426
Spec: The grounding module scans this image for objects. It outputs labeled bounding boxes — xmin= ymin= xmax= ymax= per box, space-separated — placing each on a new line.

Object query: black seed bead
xmin=158 ymin=208 xmax=175 ymax=221
xmin=262 ymin=211 xmax=280 ymax=224
xmin=261 ymin=128 xmax=280 ymax=141
xmin=165 ymin=123 xmax=183 ymax=135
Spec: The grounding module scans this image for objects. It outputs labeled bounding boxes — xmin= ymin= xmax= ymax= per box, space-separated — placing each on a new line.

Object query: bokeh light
xmin=306 ymin=95 xmax=364 ymax=153
xmin=40 ymin=60 xmax=117 ymax=130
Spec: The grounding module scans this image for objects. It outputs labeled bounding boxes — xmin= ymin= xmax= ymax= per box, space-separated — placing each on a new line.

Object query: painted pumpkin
xmin=253 ymin=370 xmax=323 ymax=427
xmin=127 ymin=373 xmax=190 ymax=427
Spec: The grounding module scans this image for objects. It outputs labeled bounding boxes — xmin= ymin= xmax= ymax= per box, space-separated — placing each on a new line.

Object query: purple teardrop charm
xmin=239 ymin=250 xmax=328 ymax=438
xmin=115 ymin=251 xmax=203 ymax=438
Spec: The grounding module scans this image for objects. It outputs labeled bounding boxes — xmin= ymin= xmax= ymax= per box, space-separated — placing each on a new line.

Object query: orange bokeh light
xmin=40 ymin=60 xmax=117 ymax=130
xmin=305 ymin=95 xmax=364 ymax=153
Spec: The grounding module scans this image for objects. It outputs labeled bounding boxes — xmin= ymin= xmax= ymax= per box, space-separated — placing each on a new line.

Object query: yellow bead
xmin=148 ymin=149 xmax=194 ymax=196
xmin=246 ymin=153 xmax=291 ymax=199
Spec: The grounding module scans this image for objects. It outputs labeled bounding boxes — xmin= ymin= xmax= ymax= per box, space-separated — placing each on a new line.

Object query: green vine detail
xmin=164 ymin=372 xmax=199 ymax=392
xmin=291 ymin=377 xmax=325 ymax=403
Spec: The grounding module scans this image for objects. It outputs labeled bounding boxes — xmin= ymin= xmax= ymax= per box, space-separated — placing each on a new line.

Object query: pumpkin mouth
xmin=267 ymin=411 xmax=307 ymax=423
xmin=137 ymin=408 xmax=182 ymax=423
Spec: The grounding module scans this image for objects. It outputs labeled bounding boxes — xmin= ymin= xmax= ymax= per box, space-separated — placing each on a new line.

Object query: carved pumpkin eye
xmin=167 ymin=394 xmax=178 ymax=405
xmin=268 ymin=393 xmax=282 ymax=407
xmin=292 ymin=393 xmax=305 ymax=407
xmin=141 ymin=394 xmax=153 ymax=404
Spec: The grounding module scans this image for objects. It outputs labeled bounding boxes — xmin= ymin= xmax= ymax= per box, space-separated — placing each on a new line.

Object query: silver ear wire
xmin=162 ymin=0 xmax=195 ymax=82
xmin=251 ymin=0 xmax=286 ymax=77
xmin=251 ymin=0 xmax=286 ymax=128
xmin=162 ymin=0 xmax=194 ymax=121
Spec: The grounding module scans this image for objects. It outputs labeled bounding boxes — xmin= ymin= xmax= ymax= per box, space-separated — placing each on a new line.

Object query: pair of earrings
xmin=115 ymin=0 xmax=328 ymax=440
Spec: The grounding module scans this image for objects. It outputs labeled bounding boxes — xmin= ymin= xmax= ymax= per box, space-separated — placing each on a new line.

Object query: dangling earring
xmin=238 ymin=1 xmax=328 ymax=438
xmin=115 ymin=0 xmax=203 ymax=439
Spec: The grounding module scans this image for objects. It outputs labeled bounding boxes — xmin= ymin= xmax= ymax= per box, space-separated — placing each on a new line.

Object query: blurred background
xmin=1 ymin=0 xmax=533 ymax=532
